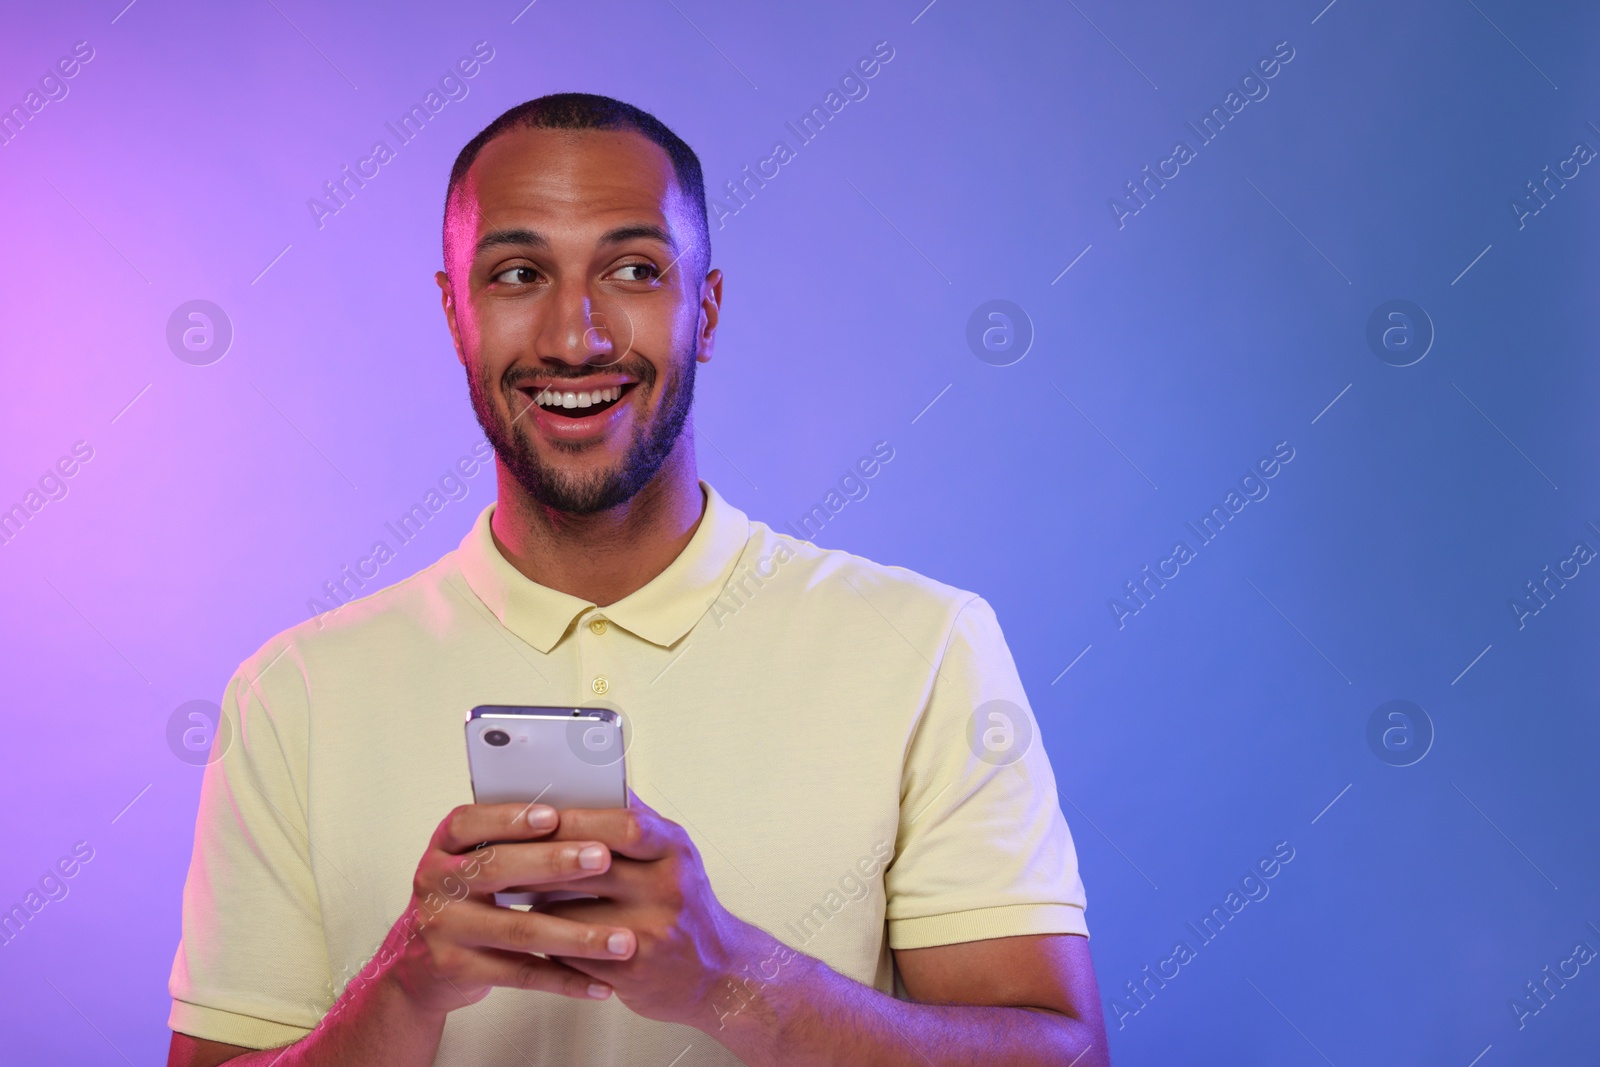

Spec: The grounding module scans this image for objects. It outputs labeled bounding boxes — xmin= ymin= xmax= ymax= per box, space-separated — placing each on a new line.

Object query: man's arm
xmin=542 ymin=801 xmax=1110 ymax=1067
xmin=709 ymin=929 xmax=1107 ymax=1067
xmin=171 ymin=934 xmax=1108 ymax=1067
xmin=171 ymin=796 xmax=1109 ymax=1066
xmin=168 ymin=801 xmax=634 ymax=1066
xmin=167 ymin=960 xmax=447 ymax=1067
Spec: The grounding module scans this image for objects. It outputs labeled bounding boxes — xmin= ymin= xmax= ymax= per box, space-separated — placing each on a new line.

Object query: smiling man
xmin=166 ymin=93 xmax=1108 ymax=1067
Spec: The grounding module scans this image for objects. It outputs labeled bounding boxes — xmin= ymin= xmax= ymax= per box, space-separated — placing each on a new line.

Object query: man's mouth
xmin=523 ymin=382 xmax=637 ymax=419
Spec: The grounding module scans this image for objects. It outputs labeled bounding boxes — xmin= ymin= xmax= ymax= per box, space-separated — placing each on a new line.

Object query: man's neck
xmin=488 ymin=439 xmax=705 ymax=607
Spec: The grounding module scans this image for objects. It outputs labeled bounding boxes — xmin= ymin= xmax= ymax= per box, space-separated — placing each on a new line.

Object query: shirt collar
xmin=453 ymin=481 xmax=751 ymax=653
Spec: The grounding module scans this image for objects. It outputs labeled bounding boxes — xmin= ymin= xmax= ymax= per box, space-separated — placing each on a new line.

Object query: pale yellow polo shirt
xmin=168 ymin=481 xmax=1087 ymax=1065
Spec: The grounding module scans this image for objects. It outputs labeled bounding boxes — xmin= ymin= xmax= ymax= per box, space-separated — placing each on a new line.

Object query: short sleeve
xmin=884 ymin=597 xmax=1089 ymax=950
xmin=168 ymin=651 xmax=332 ymax=1048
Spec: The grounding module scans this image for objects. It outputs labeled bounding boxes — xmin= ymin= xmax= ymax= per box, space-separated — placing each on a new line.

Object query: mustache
xmin=502 ymin=356 xmax=655 ymax=389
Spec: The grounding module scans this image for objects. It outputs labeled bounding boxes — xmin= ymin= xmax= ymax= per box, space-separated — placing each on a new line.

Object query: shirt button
xmin=589 ymin=618 xmax=609 ymax=635
xmin=591 ymin=675 xmax=609 ymax=695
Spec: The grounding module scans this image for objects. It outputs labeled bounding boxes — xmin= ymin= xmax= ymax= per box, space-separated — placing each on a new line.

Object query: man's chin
xmin=477 ymin=352 xmax=694 ymax=517
xmin=508 ymin=453 xmax=647 ymax=516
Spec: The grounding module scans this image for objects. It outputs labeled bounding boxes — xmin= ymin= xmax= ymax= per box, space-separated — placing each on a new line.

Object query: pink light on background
xmin=1 ymin=1 xmax=1597 ymax=1064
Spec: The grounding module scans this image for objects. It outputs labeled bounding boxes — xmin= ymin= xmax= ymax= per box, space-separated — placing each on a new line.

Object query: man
xmin=167 ymin=93 xmax=1109 ymax=1066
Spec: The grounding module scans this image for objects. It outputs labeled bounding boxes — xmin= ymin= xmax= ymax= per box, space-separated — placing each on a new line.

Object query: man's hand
xmin=167 ymin=800 xmax=654 ymax=1067
xmin=172 ymin=796 xmax=1106 ymax=1067
xmin=536 ymin=791 xmax=761 ymax=1028
xmin=388 ymin=801 xmax=645 ymax=1015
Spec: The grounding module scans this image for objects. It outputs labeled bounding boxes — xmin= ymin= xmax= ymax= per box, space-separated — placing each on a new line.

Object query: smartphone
xmin=464 ymin=705 xmax=628 ymax=907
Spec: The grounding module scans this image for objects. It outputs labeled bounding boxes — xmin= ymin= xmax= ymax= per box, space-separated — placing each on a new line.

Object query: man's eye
xmin=493 ymin=267 xmax=537 ymax=284
xmin=613 ymin=263 xmax=660 ymax=283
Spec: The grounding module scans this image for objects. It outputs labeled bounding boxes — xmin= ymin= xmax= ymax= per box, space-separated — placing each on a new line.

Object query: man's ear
xmin=696 ymin=267 xmax=723 ymax=364
xmin=436 ymin=269 xmax=467 ymax=367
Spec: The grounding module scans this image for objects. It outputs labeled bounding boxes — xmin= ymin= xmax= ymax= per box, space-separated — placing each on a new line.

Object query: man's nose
xmin=536 ymin=280 xmax=617 ymax=367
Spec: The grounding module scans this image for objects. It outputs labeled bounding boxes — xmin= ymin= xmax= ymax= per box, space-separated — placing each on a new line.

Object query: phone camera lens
xmin=483 ymin=729 xmax=510 ymax=747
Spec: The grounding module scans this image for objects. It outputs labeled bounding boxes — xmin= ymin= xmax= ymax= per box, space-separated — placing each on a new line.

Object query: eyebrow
xmin=474 ymin=228 xmax=546 ymax=257
xmin=473 ymin=223 xmax=677 ymax=259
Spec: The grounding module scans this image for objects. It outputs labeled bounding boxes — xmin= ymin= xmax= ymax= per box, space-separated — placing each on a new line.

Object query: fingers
xmin=465 ymin=903 xmax=637 ymax=962
xmin=549 ymin=797 xmax=683 ymax=861
xmin=522 ymin=860 xmax=652 ymax=905
xmin=464 ymin=840 xmax=617 ymax=894
xmin=454 ymin=948 xmax=616 ymax=1002
xmin=434 ymin=802 xmax=560 ymax=855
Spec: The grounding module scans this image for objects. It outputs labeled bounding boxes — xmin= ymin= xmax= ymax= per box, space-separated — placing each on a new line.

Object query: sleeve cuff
xmin=168 ymin=999 xmax=313 ymax=1050
xmin=887 ymin=902 xmax=1089 ymax=950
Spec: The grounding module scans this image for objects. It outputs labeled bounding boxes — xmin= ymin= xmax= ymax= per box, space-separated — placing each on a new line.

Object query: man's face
xmin=437 ymin=127 xmax=720 ymax=515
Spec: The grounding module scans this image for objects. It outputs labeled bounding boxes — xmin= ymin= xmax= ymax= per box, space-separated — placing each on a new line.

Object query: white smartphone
xmin=464 ymin=704 xmax=628 ymax=907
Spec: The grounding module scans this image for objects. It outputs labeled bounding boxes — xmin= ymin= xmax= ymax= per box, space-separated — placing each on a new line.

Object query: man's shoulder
xmin=234 ymin=551 xmax=464 ymax=683
xmin=742 ymin=520 xmax=982 ymax=624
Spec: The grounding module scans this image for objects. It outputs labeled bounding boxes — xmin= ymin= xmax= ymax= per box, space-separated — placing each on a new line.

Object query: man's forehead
xmin=453 ymin=127 xmax=688 ymax=249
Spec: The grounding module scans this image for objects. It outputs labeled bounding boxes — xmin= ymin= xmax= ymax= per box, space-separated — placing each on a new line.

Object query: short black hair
xmin=444 ymin=92 xmax=710 ymax=276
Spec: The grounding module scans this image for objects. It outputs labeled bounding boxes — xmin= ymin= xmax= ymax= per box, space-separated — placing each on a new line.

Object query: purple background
xmin=2 ymin=1 xmax=1598 ymax=1063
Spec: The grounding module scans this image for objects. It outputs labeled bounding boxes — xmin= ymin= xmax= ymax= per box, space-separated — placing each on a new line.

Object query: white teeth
xmin=534 ymin=385 xmax=625 ymax=409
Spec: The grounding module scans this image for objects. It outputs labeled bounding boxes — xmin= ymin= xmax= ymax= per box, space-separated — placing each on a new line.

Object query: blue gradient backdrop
xmin=1 ymin=1 xmax=1596 ymax=1064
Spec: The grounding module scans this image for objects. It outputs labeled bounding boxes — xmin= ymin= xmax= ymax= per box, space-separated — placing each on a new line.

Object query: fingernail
xmin=607 ymin=932 xmax=631 ymax=956
xmin=578 ymin=845 xmax=607 ymax=870
xmin=587 ymin=982 xmax=612 ymax=1000
xmin=526 ymin=805 xmax=556 ymax=827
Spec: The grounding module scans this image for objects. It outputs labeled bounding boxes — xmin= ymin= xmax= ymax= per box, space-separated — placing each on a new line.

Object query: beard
xmin=468 ymin=346 xmax=696 ymax=516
